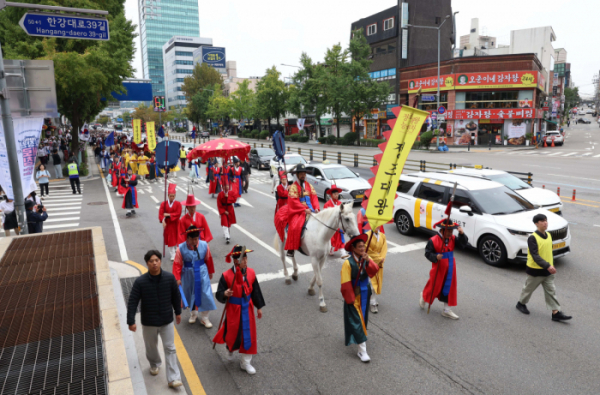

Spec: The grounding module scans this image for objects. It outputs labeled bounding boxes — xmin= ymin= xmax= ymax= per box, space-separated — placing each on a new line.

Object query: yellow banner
xmin=366 ymin=106 xmax=429 ymax=231
xmin=146 ymin=121 xmax=156 ymax=151
xmin=133 ymin=119 xmax=142 ymax=144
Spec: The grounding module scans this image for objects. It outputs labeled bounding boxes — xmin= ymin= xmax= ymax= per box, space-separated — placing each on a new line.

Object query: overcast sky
xmin=124 ymin=0 xmax=598 ymax=97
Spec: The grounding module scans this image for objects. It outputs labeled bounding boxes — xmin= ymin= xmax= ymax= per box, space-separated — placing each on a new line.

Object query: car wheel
xmin=394 ymin=210 xmax=415 ymax=235
xmin=478 ymin=235 xmax=507 ymax=267
xmin=323 ymin=190 xmax=331 ymax=202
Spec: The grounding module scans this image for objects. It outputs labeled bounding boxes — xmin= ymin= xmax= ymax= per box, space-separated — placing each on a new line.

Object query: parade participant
xmin=284 ymin=164 xmax=320 ymax=257
xmin=515 ymin=213 xmax=572 ymax=322
xmin=357 ymin=195 xmax=385 ymax=235
xmin=173 ymin=226 xmax=216 ymax=328
xmin=213 ymin=245 xmax=265 ymax=375
xmin=178 ymin=193 xmax=213 ymax=244
xmin=130 ymin=151 xmax=139 ymax=174
xmin=189 ymin=156 xmax=201 ymax=184
xmin=208 ymin=159 xmax=222 ymax=198
xmin=148 ymin=153 xmax=157 ymax=182
xmin=137 ymin=151 xmax=150 ymax=178
xmin=323 ymin=185 xmax=345 ymax=255
xmin=100 ymin=148 xmax=109 ymax=171
xmin=122 ymin=168 xmax=139 ymax=217
xmin=365 ymin=227 xmax=387 ymax=314
xmin=340 ymin=234 xmax=380 ymax=362
xmin=241 ymin=158 xmax=251 ymax=194
xmin=231 ymin=158 xmax=243 ymax=207
xmin=419 ymin=218 xmax=468 ymax=319
xmin=117 ymin=157 xmax=128 ymax=196
xmin=275 ymin=170 xmax=289 ymax=213
xmin=0 ymin=197 xmax=20 ymax=236
xmin=179 ymin=146 xmax=187 ymax=169
xmin=217 ymin=180 xmax=238 ymax=244
xmin=159 ymin=184 xmax=182 ymax=261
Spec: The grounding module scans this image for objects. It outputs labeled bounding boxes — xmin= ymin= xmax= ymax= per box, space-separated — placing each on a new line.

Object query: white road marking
xmin=548 ymin=152 xmax=563 ymax=156
xmin=582 ymin=153 xmax=593 ymax=157
xmin=562 ymin=152 xmax=578 ymax=157
xmin=248 ymin=187 xmax=275 ymax=199
xmin=45 ymin=210 xmax=80 ymax=215
xmin=44 ymin=223 xmax=80 ymax=230
xmin=150 ymin=196 xmax=160 ymax=203
xmin=238 ymin=198 xmax=253 ymax=207
xmin=138 ymin=190 xmax=145 ymax=194
xmin=101 ymin=169 xmax=129 ymax=261
xmin=547 ymin=174 xmax=600 ymax=182
xmin=594 ymin=225 xmax=600 ymax=228
xmin=41 ymin=202 xmax=82 ymax=207
xmin=594 ymin=154 xmax=600 ymax=158
xmin=42 ymin=196 xmax=82 ymax=201
xmin=45 ymin=217 xmax=80 ymax=223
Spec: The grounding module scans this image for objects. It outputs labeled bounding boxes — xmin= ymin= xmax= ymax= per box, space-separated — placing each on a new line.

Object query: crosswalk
xmin=492 ymin=150 xmax=600 ymax=158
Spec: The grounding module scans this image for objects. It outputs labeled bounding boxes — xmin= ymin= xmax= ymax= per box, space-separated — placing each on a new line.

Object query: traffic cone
xmin=551 ymin=137 xmax=555 ymax=147
xmin=543 ymin=137 xmax=547 ymax=148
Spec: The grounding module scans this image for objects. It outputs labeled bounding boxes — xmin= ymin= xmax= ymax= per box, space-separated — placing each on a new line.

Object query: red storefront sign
xmin=446 ymin=108 xmax=538 ymax=120
xmin=454 ymin=71 xmax=537 ymax=89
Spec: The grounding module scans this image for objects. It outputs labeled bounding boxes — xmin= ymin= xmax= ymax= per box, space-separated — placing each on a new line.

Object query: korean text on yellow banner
xmin=133 ymin=119 xmax=142 ymax=144
xmin=146 ymin=121 xmax=156 ymax=151
xmin=365 ymin=106 xmax=428 ymax=231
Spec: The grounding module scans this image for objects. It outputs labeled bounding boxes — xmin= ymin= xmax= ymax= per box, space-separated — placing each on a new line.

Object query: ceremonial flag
xmin=272 ymin=130 xmax=285 ymax=162
xmin=157 ymin=125 xmax=165 ymax=138
xmin=133 ymin=119 xmax=142 ymax=144
xmin=191 ymin=127 xmax=196 ymax=139
xmin=365 ymin=106 xmax=428 ymax=231
xmin=146 ymin=122 xmax=156 ymax=151
xmin=105 ymin=131 xmax=115 ymax=147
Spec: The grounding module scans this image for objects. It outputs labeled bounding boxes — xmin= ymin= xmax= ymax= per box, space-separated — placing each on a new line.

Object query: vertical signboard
xmin=133 ymin=119 xmax=142 ymax=144
xmin=146 ymin=121 xmax=156 ymax=151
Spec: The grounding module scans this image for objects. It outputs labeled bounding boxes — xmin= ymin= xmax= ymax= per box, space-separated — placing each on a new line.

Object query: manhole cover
xmin=87 ymin=202 xmax=108 ymax=205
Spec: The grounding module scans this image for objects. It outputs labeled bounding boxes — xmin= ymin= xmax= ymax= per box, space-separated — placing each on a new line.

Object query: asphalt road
xmin=81 ymin=118 xmax=600 ymax=395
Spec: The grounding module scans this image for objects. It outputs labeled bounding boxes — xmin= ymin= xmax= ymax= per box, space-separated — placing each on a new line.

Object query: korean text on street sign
xmin=153 ymin=96 xmax=166 ymax=112
xmin=19 ymin=12 xmax=109 ymax=41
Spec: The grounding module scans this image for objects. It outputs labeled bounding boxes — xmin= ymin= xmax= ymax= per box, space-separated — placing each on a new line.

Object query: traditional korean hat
xmin=182 ymin=193 xmax=201 ymax=206
xmin=289 ymin=164 xmax=308 ymax=174
xmin=434 ymin=218 xmax=459 ymax=230
xmin=185 ymin=225 xmax=201 ymax=238
xmin=327 ymin=184 xmax=343 ymax=195
xmin=167 ymin=183 xmax=177 ymax=195
xmin=225 ymin=245 xmax=254 ymax=263
xmin=344 ymin=233 xmax=368 ymax=252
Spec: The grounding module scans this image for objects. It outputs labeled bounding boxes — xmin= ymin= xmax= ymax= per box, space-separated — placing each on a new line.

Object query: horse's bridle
xmin=309 ymin=206 xmax=351 ymax=235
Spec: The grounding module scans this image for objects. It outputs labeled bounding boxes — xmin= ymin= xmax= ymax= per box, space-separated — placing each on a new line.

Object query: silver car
xmin=304 ymin=164 xmax=371 ymax=203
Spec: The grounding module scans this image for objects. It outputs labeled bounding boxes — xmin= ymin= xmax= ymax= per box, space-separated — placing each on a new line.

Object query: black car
xmin=250 ymin=147 xmax=276 ymax=169
xmin=577 ymin=117 xmax=591 ymax=124
xmin=200 ymin=131 xmax=210 ymax=138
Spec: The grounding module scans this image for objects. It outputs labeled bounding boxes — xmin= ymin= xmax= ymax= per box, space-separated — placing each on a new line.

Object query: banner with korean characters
xmin=408 ymin=74 xmax=455 ymax=93
xmin=455 ymin=71 xmax=537 ymax=90
xmin=444 ymin=108 xmax=538 ymax=120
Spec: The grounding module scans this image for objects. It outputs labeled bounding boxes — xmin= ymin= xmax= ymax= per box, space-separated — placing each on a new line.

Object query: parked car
xmin=269 ymin=153 xmax=308 ymax=178
xmin=577 ymin=117 xmax=591 ymax=124
xmin=249 ymin=147 xmax=276 ymax=170
xmin=578 ymin=111 xmax=586 ymax=115
xmin=585 ymin=109 xmax=593 ymax=114
xmin=442 ymin=168 xmax=563 ymax=214
xmin=304 ymin=163 xmax=371 ymax=202
xmin=393 ymin=172 xmax=571 ymax=267
xmin=543 ymin=131 xmax=564 ymax=146
xmin=200 ymin=131 xmax=210 ymax=138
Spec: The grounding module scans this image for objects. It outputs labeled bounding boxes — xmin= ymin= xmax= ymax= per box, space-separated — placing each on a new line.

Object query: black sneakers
xmin=516 ymin=302 xmax=530 ymax=315
xmin=552 ymin=311 xmax=572 ymax=322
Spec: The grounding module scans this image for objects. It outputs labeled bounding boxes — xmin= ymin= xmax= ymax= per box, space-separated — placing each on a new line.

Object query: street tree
xmin=255 ymin=66 xmax=289 ymax=133
xmin=230 ymin=79 xmax=255 ymax=128
xmin=323 ymin=44 xmax=350 ymax=138
xmin=96 ymin=116 xmax=110 ymax=125
xmin=289 ymin=53 xmax=328 ymax=138
xmin=188 ymin=88 xmax=214 ymax=131
xmin=181 ymin=63 xmax=223 ymax=102
xmin=206 ymin=85 xmax=231 ymax=129
xmin=564 ymin=87 xmax=581 ymax=117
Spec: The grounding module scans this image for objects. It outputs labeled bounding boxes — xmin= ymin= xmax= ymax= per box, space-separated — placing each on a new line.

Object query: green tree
xmin=188 ymin=88 xmax=214 ymax=130
xmin=229 ymin=80 xmax=255 ymax=126
xmin=206 ymin=85 xmax=231 ymax=127
xmin=255 ymin=66 xmax=289 ymax=133
xmin=0 ymin=5 xmax=136 ymax=151
xmin=181 ymin=63 xmax=223 ymax=102
xmin=96 ymin=116 xmax=110 ymax=125
xmin=563 ymin=87 xmax=581 ymax=118
xmin=323 ymin=44 xmax=350 ymax=138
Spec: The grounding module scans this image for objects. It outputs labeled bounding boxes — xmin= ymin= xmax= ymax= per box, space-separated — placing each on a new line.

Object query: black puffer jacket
xmin=127 ymin=269 xmax=181 ymax=327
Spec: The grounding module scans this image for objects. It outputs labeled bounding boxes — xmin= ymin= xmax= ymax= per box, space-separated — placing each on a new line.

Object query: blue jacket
xmin=26 ymin=209 xmax=48 ymax=234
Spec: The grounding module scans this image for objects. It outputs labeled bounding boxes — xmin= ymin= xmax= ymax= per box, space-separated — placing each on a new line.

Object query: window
xmin=461 ymin=91 xmax=519 ymax=109
xmin=384 ymin=17 xmax=394 ymax=31
xmin=174 ymin=60 xmax=193 ymax=65
xmin=416 ymin=184 xmax=446 ymax=204
xmin=397 ymin=180 xmax=415 ymax=194
xmin=367 ymin=23 xmax=377 ymax=36
xmin=435 ymin=17 xmax=441 ymax=24
xmin=313 ymin=168 xmax=324 ymax=179
xmin=175 ymin=51 xmax=193 ymax=56
xmin=451 ymin=190 xmax=481 ymax=214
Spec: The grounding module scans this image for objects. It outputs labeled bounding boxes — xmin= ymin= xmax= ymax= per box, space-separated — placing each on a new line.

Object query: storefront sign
xmin=445 ymin=108 xmax=536 ymax=120
xmin=422 ymin=95 xmax=436 ymax=102
xmin=538 ymin=71 xmax=546 ymax=92
xmin=519 ymin=99 xmax=532 ymax=108
xmin=506 ymin=120 xmax=528 ymax=145
xmin=455 ymin=71 xmax=537 ymax=90
xmin=408 ymin=74 xmax=454 ymax=93
xmin=453 ymin=119 xmax=478 ymax=145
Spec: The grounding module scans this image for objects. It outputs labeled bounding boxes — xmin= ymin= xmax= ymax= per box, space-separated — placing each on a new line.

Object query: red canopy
xmin=187 ymin=138 xmax=251 ymax=162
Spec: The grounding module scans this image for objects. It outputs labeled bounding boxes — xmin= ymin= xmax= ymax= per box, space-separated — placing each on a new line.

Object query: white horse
xmin=274 ymin=202 xmax=359 ymax=312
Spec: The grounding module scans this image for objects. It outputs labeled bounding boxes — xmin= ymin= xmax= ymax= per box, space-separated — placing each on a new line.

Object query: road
xmin=75 ymin=118 xmax=600 ymax=395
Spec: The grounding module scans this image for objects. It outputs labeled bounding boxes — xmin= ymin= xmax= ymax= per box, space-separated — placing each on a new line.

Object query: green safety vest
xmin=67 ymin=163 xmax=79 ymax=176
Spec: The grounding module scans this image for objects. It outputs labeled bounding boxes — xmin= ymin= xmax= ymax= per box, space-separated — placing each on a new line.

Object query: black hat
xmin=289 ymin=164 xmax=308 ymax=174
xmin=225 ymin=245 xmax=254 ymax=263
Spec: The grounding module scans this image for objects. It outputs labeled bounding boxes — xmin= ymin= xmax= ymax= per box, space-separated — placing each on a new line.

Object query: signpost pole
xmin=0 ymin=43 xmax=28 ymax=234
xmin=436 ymin=26 xmax=440 ymax=149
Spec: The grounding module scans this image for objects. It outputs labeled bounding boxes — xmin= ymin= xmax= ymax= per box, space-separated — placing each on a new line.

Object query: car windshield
xmin=323 ymin=167 xmax=357 ymax=179
xmin=257 ymin=148 xmax=275 ymax=156
xmin=487 ymin=174 xmax=531 ymax=190
xmin=283 ymin=156 xmax=306 ymax=165
xmin=469 ymin=186 xmax=535 ymax=215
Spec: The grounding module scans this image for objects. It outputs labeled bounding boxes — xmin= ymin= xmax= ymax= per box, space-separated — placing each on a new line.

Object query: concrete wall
xmin=510 ymin=27 xmax=555 ymax=92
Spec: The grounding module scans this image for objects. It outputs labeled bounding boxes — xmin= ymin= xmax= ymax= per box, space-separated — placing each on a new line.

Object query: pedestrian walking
xmin=366 ymin=226 xmax=387 ymax=314
xmin=179 ymin=147 xmax=187 ymax=169
xmin=173 ymin=225 xmax=216 ymax=328
xmin=67 ymin=159 xmax=81 ymax=194
xmin=37 ymin=144 xmax=48 ymax=166
xmin=159 ymin=184 xmax=182 ymax=261
xmin=242 ymin=158 xmax=251 ymax=193
xmin=122 ymin=168 xmax=138 ymax=217
xmin=178 ymin=193 xmax=213 ymax=244
xmin=0 ymin=197 xmax=20 ymax=236
xmin=213 ymin=245 xmax=265 ymax=375
xmin=188 ymin=157 xmax=201 ymax=184
xmin=36 ymin=165 xmax=51 ymax=197
xmin=25 ymin=200 xmax=47 ymax=234
xmin=51 ymin=149 xmax=62 ymax=178
xmin=567 ymin=120 xmax=570 ymax=127
xmin=217 ymin=180 xmax=238 ymax=244
xmin=516 ymin=213 xmax=572 ymax=322
xmin=127 ymin=250 xmax=183 ymax=389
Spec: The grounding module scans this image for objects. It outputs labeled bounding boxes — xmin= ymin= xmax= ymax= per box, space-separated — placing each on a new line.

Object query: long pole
xmin=436 ymin=26 xmax=440 ymax=149
xmin=0 ymin=43 xmax=28 ymax=234
xmin=162 ymin=136 xmax=169 ymax=257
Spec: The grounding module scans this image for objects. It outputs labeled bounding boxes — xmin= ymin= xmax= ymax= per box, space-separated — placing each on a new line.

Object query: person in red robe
xmin=178 ymin=194 xmax=213 ymax=244
xmin=159 ymin=183 xmax=183 ymax=261
xmin=121 ymin=168 xmax=138 ymax=217
xmin=275 ymin=171 xmax=289 ymax=213
xmin=231 ymin=158 xmax=243 ymax=207
xmin=323 ymin=185 xmax=345 ymax=255
xmin=357 ymin=195 xmax=385 ymax=235
xmin=420 ymin=218 xmax=468 ymax=320
xmin=208 ymin=160 xmax=222 ymax=197
xmin=117 ymin=157 xmax=128 ymax=196
xmin=217 ymin=180 xmax=238 ymax=244
xmin=213 ymin=245 xmax=265 ymax=375
xmin=284 ymin=164 xmax=320 ymax=257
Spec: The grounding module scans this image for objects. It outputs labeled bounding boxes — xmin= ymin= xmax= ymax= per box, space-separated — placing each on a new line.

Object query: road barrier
xmin=572 ymin=189 xmax=576 ymax=201
xmin=557 ymin=187 xmax=560 ymax=196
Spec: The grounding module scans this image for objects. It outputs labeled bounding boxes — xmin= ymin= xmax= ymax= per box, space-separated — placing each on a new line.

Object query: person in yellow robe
xmin=365 ymin=227 xmax=387 ymax=314
xmin=130 ymin=152 xmax=139 ymax=174
xmin=137 ymin=153 xmax=150 ymax=177
xmin=123 ymin=150 xmax=131 ymax=171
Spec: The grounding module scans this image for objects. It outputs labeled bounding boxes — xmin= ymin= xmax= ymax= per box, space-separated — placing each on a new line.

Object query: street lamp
xmin=407 ymin=13 xmax=453 ymax=148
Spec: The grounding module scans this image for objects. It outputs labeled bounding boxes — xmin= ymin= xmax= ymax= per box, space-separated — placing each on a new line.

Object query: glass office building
xmin=138 ymin=0 xmax=200 ymax=97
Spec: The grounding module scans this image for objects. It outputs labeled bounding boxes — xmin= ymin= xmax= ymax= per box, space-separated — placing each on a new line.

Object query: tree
xmin=188 ymin=88 xmax=214 ymax=130
xmin=323 ymin=44 xmax=350 ymax=138
xmin=563 ymin=87 xmax=581 ymax=117
xmin=0 ymin=4 xmax=137 ymax=152
xmin=206 ymin=85 xmax=231 ymax=128
xmin=131 ymin=103 xmax=176 ymax=125
xmin=255 ymin=66 xmax=289 ymax=134
xmin=345 ymin=29 xmax=390 ymax=143
xmin=230 ymin=80 xmax=255 ymax=127
xmin=181 ymin=63 xmax=223 ymax=102
xmin=96 ymin=116 xmax=110 ymax=125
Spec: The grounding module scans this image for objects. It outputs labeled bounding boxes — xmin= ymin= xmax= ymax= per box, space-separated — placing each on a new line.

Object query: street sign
xmin=2 ymin=59 xmax=57 ymax=118
xmin=438 ymin=106 xmax=446 ymax=114
xmin=19 ymin=12 xmax=109 ymax=41
xmin=153 ymin=96 xmax=166 ymax=112
xmin=437 ymin=115 xmax=445 ymax=122
xmin=422 ymin=95 xmax=436 ymax=102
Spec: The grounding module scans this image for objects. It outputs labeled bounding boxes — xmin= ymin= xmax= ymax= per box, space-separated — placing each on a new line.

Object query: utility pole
xmin=396 ymin=0 xmax=401 ymax=106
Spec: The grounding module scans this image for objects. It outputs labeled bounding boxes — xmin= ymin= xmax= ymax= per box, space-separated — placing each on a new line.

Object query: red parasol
xmin=187 ymin=138 xmax=251 ymax=162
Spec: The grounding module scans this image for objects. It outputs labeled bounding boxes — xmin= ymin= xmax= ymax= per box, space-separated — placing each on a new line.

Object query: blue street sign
xmin=422 ymin=95 xmax=436 ymax=102
xmin=438 ymin=106 xmax=446 ymax=114
xmin=19 ymin=12 xmax=110 ymax=41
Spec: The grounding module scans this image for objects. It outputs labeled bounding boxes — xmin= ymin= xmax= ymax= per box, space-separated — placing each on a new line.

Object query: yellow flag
xmin=366 ymin=106 xmax=429 ymax=231
xmin=146 ymin=121 xmax=156 ymax=151
xmin=133 ymin=119 xmax=142 ymax=144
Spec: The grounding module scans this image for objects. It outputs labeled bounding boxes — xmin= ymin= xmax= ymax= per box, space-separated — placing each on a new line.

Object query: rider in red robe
xmin=323 ymin=185 xmax=345 ymax=254
xmin=213 ymin=245 xmax=265 ymax=375
xmin=178 ymin=194 xmax=213 ymax=244
xmin=284 ymin=164 xmax=320 ymax=257
xmin=159 ymin=183 xmax=182 ymax=261
xmin=217 ymin=180 xmax=239 ymax=244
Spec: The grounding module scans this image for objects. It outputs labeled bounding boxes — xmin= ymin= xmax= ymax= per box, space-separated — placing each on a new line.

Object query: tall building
xmin=138 ymin=0 xmax=200 ymax=98
xmin=162 ymin=36 xmax=213 ymax=110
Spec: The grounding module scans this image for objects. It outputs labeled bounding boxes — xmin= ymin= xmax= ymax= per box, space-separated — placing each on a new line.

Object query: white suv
xmin=393 ymin=172 xmax=571 ymax=267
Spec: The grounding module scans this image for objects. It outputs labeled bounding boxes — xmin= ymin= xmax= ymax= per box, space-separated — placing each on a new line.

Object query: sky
xmin=124 ymin=0 xmax=598 ymax=97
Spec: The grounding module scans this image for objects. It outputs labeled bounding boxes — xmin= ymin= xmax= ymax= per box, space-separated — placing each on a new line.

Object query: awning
xmin=544 ymin=119 xmax=558 ymax=125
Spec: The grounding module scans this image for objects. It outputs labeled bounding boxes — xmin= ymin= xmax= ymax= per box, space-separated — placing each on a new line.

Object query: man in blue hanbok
xmin=173 ymin=226 xmax=216 ymax=328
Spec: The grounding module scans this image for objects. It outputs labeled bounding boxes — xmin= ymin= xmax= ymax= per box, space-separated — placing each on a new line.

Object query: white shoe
xmin=240 ymin=361 xmax=256 ymax=375
xmin=189 ymin=310 xmax=198 ymax=324
xmin=442 ymin=309 xmax=459 ymax=320
xmin=170 ymin=255 xmax=175 ymax=261
xmin=149 ymin=366 xmax=159 ymax=376
xmin=200 ymin=317 xmax=213 ymax=328
xmin=370 ymin=304 xmax=378 ymax=314
xmin=168 ymin=380 xmax=183 ymax=388
xmin=226 ymin=351 xmax=235 ymax=361
xmin=419 ymin=292 xmax=426 ymax=310
xmin=357 ymin=342 xmax=370 ymax=362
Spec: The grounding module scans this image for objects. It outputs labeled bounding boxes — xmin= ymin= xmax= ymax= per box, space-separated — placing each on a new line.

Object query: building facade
xmin=192 ymin=46 xmax=227 ymax=76
xmin=138 ymin=0 xmax=200 ymax=98
xmin=162 ymin=36 xmax=213 ymax=110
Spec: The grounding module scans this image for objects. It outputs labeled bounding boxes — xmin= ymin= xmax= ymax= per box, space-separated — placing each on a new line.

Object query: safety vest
xmin=180 ymin=150 xmax=186 ymax=159
xmin=67 ymin=163 xmax=78 ymax=176
xmin=526 ymin=232 xmax=553 ymax=269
